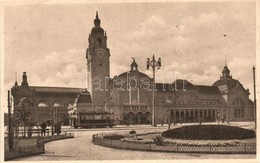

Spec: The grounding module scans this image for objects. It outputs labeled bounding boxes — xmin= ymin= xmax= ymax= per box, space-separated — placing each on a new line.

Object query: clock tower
xmin=86 ymin=12 xmax=110 ymax=110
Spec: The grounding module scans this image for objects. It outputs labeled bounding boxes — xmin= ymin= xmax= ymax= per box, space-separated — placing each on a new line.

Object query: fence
xmin=4 ymin=132 xmax=74 ymax=161
xmin=92 ymin=132 xmax=256 ymax=154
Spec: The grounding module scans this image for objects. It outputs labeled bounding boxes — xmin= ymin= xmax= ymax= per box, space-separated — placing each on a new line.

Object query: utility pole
xmin=147 ymin=55 xmax=161 ymax=127
xmin=8 ymin=90 xmax=13 ymax=150
xmin=253 ymin=66 xmax=256 ymax=129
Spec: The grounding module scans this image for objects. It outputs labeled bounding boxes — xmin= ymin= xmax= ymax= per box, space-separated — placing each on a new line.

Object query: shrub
xmin=129 ymin=130 xmax=136 ymax=135
xmin=162 ymin=125 xmax=256 ymax=140
xmin=103 ymin=134 xmax=125 ymax=140
xmin=153 ymin=135 xmax=164 ymax=146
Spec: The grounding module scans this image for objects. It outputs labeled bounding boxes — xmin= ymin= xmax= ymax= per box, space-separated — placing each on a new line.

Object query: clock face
xmin=97 ymin=50 xmax=105 ymax=57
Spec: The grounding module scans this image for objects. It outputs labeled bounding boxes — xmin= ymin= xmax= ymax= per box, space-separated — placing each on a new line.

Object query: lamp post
xmin=147 ymin=55 xmax=161 ymax=127
xmin=253 ymin=66 xmax=256 ymax=129
xmin=217 ymin=110 xmax=220 ymax=124
xmin=7 ymin=90 xmax=14 ymax=150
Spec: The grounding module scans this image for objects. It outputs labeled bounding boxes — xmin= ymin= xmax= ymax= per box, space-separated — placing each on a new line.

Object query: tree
xmin=14 ymin=104 xmax=32 ymax=137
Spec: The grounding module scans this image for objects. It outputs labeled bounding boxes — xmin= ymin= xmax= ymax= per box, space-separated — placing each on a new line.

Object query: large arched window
xmin=53 ymin=102 xmax=63 ymax=107
xmin=38 ymin=101 xmax=49 ymax=107
xmin=18 ymin=98 xmax=33 ymax=107
xmin=233 ymin=97 xmax=244 ymax=118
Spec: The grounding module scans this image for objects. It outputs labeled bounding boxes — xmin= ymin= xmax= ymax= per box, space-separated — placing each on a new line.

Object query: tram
xmin=73 ymin=111 xmax=114 ymax=128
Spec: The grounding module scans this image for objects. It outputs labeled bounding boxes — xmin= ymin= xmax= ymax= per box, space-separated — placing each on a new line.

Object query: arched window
xmin=18 ymin=98 xmax=33 ymax=107
xmin=54 ymin=102 xmax=63 ymax=107
xmin=38 ymin=101 xmax=49 ymax=107
xmin=233 ymin=97 xmax=244 ymax=118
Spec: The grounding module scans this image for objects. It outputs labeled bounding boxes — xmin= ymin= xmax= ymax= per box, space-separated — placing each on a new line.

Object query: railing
xmin=92 ymin=132 xmax=256 ymax=154
xmin=4 ymin=132 xmax=74 ymax=161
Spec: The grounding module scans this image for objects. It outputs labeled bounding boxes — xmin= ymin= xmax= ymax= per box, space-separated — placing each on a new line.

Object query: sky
xmin=2 ymin=1 xmax=257 ymax=109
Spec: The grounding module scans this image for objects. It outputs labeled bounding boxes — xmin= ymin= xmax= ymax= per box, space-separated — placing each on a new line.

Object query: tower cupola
xmin=21 ymin=72 xmax=29 ymax=87
xmin=131 ymin=58 xmax=138 ymax=71
xmin=221 ymin=65 xmax=232 ymax=79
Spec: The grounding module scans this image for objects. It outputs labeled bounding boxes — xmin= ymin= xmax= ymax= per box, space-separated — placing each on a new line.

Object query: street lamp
xmin=7 ymin=90 xmax=14 ymax=150
xmin=217 ymin=110 xmax=220 ymax=124
xmin=147 ymin=55 xmax=161 ymax=127
xmin=253 ymin=66 xmax=256 ymax=129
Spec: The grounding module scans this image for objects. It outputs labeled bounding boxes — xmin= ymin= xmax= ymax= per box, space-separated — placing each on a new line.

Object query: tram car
xmin=73 ymin=111 xmax=114 ymax=128
xmin=68 ymin=90 xmax=114 ymax=128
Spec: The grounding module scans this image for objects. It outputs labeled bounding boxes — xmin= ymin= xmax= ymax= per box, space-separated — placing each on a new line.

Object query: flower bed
xmin=103 ymin=134 xmax=125 ymax=140
xmin=162 ymin=125 xmax=256 ymax=140
xmin=92 ymin=132 xmax=256 ymax=154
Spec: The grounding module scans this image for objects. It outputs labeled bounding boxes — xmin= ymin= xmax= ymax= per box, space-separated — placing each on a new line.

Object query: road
xmin=15 ymin=123 xmax=256 ymax=161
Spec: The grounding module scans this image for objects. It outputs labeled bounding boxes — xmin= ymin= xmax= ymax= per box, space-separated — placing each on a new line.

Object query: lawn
xmin=4 ymin=137 xmax=38 ymax=151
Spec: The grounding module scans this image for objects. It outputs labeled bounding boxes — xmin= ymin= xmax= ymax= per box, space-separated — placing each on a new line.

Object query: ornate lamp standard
xmin=147 ymin=55 xmax=161 ymax=127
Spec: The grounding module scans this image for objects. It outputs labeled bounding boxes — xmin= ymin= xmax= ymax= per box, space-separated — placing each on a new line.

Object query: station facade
xmin=87 ymin=12 xmax=254 ymax=125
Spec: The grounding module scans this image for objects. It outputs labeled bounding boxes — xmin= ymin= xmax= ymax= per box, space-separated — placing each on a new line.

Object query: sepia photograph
xmin=1 ymin=0 xmax=259 ymax=162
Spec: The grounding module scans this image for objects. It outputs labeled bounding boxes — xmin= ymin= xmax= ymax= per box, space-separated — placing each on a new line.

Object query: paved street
xmin=15 ymin=122 xmax=256 ymax=161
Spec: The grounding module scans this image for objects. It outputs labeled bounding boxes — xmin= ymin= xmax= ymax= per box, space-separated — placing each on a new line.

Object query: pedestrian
xmin=222 ymin=116 xmax=225 ymax=124
xmin=40 ymin=122 xmax=46 ymax=136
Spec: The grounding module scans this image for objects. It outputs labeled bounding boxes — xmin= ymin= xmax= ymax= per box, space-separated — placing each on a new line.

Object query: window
xmin=38 ymin=102 xmax=49 ymax=107
xmin=233 ymin=97 xmax=244 ymax=118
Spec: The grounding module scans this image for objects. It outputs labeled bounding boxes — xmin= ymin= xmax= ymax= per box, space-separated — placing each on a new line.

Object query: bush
xmin=162 ymin=125 xmax=256 ymax=140
xmin=129 ymin=130 xmax=136 ymax=135
xmin=103 ymin=134 xmax=125 ymax=140
xmin=153 ymin=135 xmax=164 ymax=146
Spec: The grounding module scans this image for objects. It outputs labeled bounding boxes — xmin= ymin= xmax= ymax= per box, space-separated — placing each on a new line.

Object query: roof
xmin=213 ymin=78 xmax=239 ymax=89
xmin=30 ymin=86 xmax=81 ymax=93
xmin=193 ymin=85 xmax=220 ymax=94
xmin=117 ymin=70 xmax=151 ymax=79
xmin=156 ymin=80 xmax=220 ymax=95
xmin=156 ymin=79 xmax=193 ymax=92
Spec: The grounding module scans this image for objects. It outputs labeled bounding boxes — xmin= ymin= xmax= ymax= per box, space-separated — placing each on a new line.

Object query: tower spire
xmin=15 ymin=71 xmax=17 ymax=82
xmin=225 ymin=54 xmax=227 ymax=66
xmin=14 ymin=71 xmax=18 ymax=87
xmin=94 ymin=11 xmax=101 ymax=27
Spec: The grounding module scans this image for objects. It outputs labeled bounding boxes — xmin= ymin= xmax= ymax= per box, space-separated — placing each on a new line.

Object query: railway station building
xmin=11 ymin=12 xmax=255 ymax=126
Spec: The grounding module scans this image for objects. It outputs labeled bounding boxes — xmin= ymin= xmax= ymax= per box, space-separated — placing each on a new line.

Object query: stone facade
xmin=11 ymin=72 xmax=81 ymax=125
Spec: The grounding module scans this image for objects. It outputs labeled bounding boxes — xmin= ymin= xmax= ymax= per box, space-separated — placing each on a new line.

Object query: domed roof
xmin=114 ymin=58 xmax=151 ymax=81
xmin=213 ymin=65 xmax=240 ymax=89
xmin=213 ymin=78 xmax=239 ymax=88
xmin=116 ymin=70 xmax=151 ymax=81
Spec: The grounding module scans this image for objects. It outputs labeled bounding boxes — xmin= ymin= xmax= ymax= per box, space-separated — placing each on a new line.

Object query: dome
xmin=213 ymin=78 xmax=239 ymax=89
xmin=110 ymin=70 xmax=151 ymax=90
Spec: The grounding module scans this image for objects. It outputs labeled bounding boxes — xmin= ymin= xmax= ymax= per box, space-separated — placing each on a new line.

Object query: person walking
xmin=40 ymin=122 xmax=46 ymax=136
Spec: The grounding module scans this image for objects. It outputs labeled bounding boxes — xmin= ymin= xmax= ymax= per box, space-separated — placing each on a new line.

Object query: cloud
xmin=113 ymin=11 xmax=255 ymax=98
xmin=5 ymin=49 xmax=86 ymax=91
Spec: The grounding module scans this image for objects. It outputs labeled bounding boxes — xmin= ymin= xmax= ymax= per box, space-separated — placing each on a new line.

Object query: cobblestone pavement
xmin=15 ymin=122 xmax=256 ymax=161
